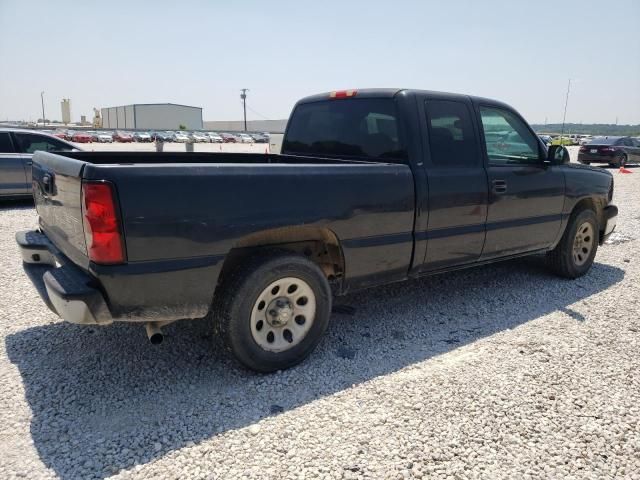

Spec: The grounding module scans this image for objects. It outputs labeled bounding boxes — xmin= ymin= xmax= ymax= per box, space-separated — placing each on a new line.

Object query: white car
xmin=579 ymin=135 xmax=593 ymax=146
xmin=97 ymin=132 xmax=113 ymax=143
xmin=174 ymin=132 xmax=189 ymax=143
xmin=238 ymin=133 xmax=253 ymax=143
xmin=208 ymin=132 xmax=223 ymax=143
xmin=191 ymin=132 xmax=209 ymax=143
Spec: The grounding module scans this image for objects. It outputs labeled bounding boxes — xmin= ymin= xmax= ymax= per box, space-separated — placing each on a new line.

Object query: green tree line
xmin=532 ymin=123 xmax=640 ymax=136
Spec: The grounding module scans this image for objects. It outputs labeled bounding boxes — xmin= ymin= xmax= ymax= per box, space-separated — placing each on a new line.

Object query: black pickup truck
xmin=17 ymin=89 xmax=617 ymax=372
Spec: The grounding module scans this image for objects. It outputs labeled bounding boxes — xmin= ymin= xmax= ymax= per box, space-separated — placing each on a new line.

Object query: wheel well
xmin=216 ymin=226 xmax=345 ymax=291
xmin=571 ymin=197 xmax=604 ymax=230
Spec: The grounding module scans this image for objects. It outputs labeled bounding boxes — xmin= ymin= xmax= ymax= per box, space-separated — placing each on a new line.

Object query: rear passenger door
xmin=477 ymin=105 xmax=565 ymax=258
xmin=420 ymin=97 xmax=488 ymax=270
xmin=0 ymin=132 xmax=29 ymax=196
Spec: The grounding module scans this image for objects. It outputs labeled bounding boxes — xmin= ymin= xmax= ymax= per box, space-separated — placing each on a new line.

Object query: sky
xmin=1 ymin=0 xmax=639 ymax=125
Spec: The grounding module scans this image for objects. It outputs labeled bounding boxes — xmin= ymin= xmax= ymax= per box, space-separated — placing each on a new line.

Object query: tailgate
xmin=32 ymin=151 xmax=89 ymax=268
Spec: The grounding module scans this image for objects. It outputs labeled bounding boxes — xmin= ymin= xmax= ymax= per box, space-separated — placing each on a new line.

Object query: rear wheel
xmin=615 ymin=153 xmax=628 ymax=168
xmin=213 ymin=253 xmax=332 ymax=372
xmin=547 ymin=208 xmax=598 ymax=278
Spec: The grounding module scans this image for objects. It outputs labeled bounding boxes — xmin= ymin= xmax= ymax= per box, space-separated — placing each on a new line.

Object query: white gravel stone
xmin=0 ymin=155 xmax=639 ymax=479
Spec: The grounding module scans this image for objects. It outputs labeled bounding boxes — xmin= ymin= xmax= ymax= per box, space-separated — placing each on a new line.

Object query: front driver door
xmin=477 ymin=105 xmax=565 ymax=259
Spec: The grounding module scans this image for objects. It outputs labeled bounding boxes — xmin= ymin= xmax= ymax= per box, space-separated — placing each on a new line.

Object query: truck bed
xmin=31 ymin=150 xmax=416 ymax=322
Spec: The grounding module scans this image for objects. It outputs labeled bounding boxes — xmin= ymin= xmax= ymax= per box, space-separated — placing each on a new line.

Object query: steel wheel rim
xmin=250 ymin=277 xmax=316 ymax=352
xmin=573 ymin=222 xmax=594 ymax=266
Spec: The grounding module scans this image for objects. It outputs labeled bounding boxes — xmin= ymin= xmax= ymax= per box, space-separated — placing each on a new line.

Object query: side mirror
xmin=547 ymin=145 xmax=570 ymax=165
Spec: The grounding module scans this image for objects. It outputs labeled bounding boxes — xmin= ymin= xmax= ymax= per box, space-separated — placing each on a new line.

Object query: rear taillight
xmin=81 ymin=181 xmax=125 ymax=264
xmin=579 ymin=146 xmax=587 ymax=152
xmin=600 ymin=147 xmax=616 ymax=153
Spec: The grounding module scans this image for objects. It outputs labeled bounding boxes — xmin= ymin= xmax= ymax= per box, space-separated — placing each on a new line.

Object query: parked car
xmin=578 ymin=136 xmax=640 ymax=167
xmin=538 ymin=134 xmax=552 ymax=146
xmin=17 ymin=89 xmax=617 ymax=373
xmin=207 ymin=132 xmax=224 ymax=143
xmin=0 ymin=128 xmax=76 ymax=198
xmin=86 ymin=131 xmax=100 ymax=142
xmin=190 ymin=132 xmax=209 ymax=143
xmin=220 ymin=132 xmax=237 ymax=143
xmin=52 ymin=130 xmax=67 ymax=140
xmin=579 ymin=135 xmax=593 ymax=146
xmin=174 ymin=132 xmax=189 ymax=143
xmin=251 ymin=133 xmax=268 ymax=143
xmin=152 ymin=131 xmax=175 ymax=142
xmin=71 ymin=131 xmax=93 ymax=143
xmin=133 ymin=132 xmax=152 ymax=142
xmin=113 ymin=131 xmax=133 ymax=143
xmin=96 ymin=131 xmax=114 ymax=143
xmin=238 ymin=133 xmax=253 ymax=143
xmin=550 ymin=136 xmax=573 ymax=146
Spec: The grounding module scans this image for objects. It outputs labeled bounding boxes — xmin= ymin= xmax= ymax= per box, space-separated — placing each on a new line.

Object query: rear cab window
xmin=283 ymin=98 xmax=407 ymax=162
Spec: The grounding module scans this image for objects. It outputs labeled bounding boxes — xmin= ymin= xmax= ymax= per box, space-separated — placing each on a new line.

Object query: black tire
xmin=615 ymin=153 xmax=627 ymax=168
xmin=547 ymin=208 xmax=598 ymax=279
xmin=212 ymin=252 xmax=332 ymax=372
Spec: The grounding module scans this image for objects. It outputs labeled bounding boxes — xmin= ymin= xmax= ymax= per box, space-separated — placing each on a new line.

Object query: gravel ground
xmin=1 ymin=158 xmax=639 ymax=479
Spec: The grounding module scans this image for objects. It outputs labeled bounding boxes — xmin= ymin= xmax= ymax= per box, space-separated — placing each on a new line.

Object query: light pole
xmin=40 ymin=91 xmax=46 ymax=127
xmin=560 ymin=79 xmax=571 ymax=141
xmin=240 ymin=88 xmax=249 ymax=131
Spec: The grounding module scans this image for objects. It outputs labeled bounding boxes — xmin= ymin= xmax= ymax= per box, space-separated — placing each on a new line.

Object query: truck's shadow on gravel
xmin=6 ymin=258 xmax=623 ymax=479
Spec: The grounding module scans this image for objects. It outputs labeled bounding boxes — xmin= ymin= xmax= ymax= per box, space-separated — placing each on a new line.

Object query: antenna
xmin=560 ymin=79 xmax=571 ymax=141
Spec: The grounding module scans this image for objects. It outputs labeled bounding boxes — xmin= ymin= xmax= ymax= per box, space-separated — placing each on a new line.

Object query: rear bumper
xmin=578 ymin=153 xmax=615 ymax=164
xmin=16 ymin=230 xmax=113 ymax=325
xmin=17 ymin=229 xmax=223 ymax=325
xmin=600 ymin=205 xmax=618 ymax=244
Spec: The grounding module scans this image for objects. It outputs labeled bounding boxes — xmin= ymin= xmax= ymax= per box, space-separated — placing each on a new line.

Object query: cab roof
xmin=296 ymin=88 xmax=513 ymax=110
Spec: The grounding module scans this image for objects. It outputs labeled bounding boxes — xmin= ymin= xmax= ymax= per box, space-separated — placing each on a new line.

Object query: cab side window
xmin=425 ymin=100 xmax=479 ymax=167
xmin=0 ymin=133 xmax=15 ymax=153
xmin=479 ymin=107 xmax=541 ymax=165
xmin=14 ymin=133 xmax=71 ymax=154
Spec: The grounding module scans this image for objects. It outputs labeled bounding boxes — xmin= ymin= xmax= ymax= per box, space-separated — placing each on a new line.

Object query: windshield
xmin=283 ymin=98 xmax=406 ymax=161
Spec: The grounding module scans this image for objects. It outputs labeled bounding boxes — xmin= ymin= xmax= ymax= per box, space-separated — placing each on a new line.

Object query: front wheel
xmin=213 ymin=253 xmax=332 ymax=372
xmin=547 ymin=209 xmax=598 ymax=278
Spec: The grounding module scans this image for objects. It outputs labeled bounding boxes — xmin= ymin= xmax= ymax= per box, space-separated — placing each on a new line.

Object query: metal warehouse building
xmin=101 ymin=103 xmax=203 ymax=130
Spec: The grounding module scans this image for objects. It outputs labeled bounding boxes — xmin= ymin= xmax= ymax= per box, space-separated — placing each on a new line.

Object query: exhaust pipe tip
xmin=149 ymin=332 xmax=164 ymax=345
xmin=145 ymin=323 xmax=165 ymax=345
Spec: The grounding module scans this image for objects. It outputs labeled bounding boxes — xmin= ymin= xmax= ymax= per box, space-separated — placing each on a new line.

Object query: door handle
xmin=42 ymin=173 xmax=53 ymax=195
xmin=492 ymin=179 xmax=507 ymax=194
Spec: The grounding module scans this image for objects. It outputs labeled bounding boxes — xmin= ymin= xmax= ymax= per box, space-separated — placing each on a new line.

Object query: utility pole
xmin=240 ymin=88 xmax=249 ymax=131
xmin=40 ymin=91 xmax=46 ymax=127
xmin=560 ymin=79 xmax=571 ymax=141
